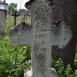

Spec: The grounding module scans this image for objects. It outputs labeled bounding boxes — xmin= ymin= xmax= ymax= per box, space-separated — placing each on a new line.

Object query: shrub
xmin=0 ymin=36 xmax=31 ymax=77
xmin=51 ymin=58 xmax=77 ymax=77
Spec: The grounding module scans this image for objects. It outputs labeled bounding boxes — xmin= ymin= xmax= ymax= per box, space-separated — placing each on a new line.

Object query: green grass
xmin=5 ymin=15 xmax=14 ymax=34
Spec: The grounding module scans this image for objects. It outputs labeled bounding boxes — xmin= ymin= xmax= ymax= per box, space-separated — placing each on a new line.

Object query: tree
xmin=8 ymin=3 xmax=19 ymax=25
xmin=52 ymin=0 xmax=77 ymax=69
xmin=8 ymin=3 xmax=17 ymax=13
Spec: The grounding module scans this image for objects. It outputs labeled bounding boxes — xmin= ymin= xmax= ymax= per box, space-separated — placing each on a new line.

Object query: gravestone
xmin=9 ymin=0 xmax=72 ymax=77
xmin=0 ymin=0 xmax=8 ymax=39
xmin=29 ymin=0 xmax=57 ymax=77
xmin=0 ymin=9 xmax=6 ymax=39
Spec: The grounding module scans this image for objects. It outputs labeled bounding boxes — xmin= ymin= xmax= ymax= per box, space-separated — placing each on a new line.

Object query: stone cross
xmin=9 ymin=0 xmax=72 ymax=77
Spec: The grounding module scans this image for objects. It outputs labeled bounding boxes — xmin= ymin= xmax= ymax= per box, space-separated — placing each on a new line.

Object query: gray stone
xmin=0 ymin=11 xmax=6 ymax=39
xmin=9 ymin=21 xmax=33 ymax=46
xmin=9 ymin=0 xmax=72 ymax=77
xmin=26 ymin=0 xmax=58 ymax=77
xmin=18 ymin=9 xmax=31 ymax=17
xmin=51 ymin=21 xmax=72 ymax=49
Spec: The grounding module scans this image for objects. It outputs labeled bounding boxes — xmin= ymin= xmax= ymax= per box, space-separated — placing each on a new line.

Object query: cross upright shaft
xmin=27 ymin=0 xmax=56 ymax=77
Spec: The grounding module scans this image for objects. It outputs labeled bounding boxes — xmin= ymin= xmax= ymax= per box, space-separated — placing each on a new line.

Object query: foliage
xmin=8 ymin=3 xmax=17 ymax=13
xmin=65 ymin=64 xmax=74 ymax=77
xmin=51 ymin=58 xmax=77 ymax=77
xmin=0 ymin=36 xmax=31 ymax=77
xmin=51 ymin=58 xmax=64 ymax=77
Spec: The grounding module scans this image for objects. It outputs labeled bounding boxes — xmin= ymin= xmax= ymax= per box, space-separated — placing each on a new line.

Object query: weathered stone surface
xmin=52 ymin=0 xmax=77 ymax=68
xmin=26 ymin=0 xmax=58 ymax=77
xmin=9 ymin=0 xmax=73 ymax=77
xmin=0 ymin=11 xmax=5 ymax=31
xmin=0 ymin=11 xmax=6 ymax=39
xmin=9 ymin=21 xmax=33 ymax=46
xmin=51 ymin=21 xmax=72 ymax=49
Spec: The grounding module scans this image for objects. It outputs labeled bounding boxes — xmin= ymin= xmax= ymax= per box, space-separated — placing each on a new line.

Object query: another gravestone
xmin=0 ymin=10 xmax=6 ymax=39
xmin=0 ymin=0 xmax=8 ymax=39
xmin=9 ymin=21 xmax=32 ymax=46
xmin=9 ymin=0 xmax=72 ymax=77
xmin=0 ymin=11 xmax=5 ymax=32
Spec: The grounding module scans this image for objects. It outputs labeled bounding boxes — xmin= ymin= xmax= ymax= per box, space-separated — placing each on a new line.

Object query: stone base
xmin=24 ymin=68 xmax=58 ymax=77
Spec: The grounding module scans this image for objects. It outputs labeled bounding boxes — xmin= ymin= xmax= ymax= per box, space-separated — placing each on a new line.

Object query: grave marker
xmin=9 ymin=0 xmax=72 ymax=77
xmin=0 ymin=11 xmax=6 ymax=39
xmin=9 ymin=21 xmax=33 ymax=46
xmin=0 ymin=0 xmax=8 ymax=39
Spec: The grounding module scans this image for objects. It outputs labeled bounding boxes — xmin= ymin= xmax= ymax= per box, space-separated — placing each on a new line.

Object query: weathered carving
xmin=29 ymin=0 xmax=58 ymax=77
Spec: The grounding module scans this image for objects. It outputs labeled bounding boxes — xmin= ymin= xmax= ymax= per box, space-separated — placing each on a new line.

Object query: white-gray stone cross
xmin=9 ymin=0 xmax=72 ymax=77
